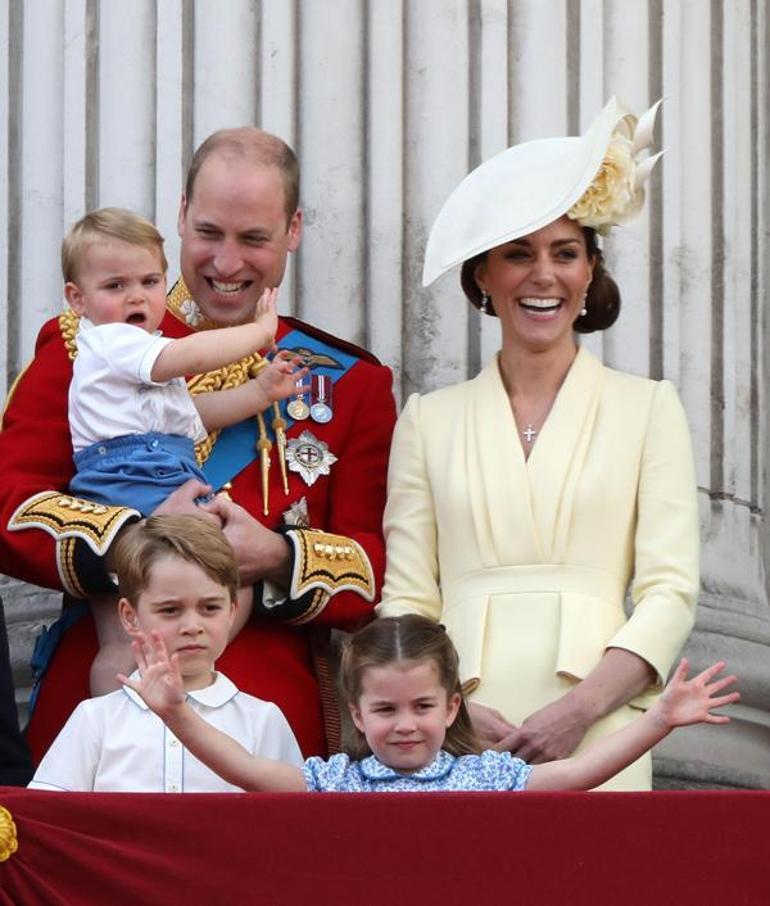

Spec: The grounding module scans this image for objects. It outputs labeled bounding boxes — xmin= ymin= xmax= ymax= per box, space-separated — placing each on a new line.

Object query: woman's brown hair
xmin=338 ymin=615 xmax=481 ymax=759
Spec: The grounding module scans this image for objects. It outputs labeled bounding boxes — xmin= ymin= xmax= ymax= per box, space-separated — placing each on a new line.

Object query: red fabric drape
xmin=0 ymin=789 xmax=768 ymax=905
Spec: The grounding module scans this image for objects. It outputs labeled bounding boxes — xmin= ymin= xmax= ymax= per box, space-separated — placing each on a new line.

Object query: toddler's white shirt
xmin=69 ymin=319 xmax=206 ymax=452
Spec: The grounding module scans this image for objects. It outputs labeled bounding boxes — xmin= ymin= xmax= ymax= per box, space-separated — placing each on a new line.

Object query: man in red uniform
xmin=0 ymin=128 xmax=396 ymax=761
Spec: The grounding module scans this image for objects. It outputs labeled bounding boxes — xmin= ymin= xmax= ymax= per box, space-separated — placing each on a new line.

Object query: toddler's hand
xmin=254 ymin=287 xmax=279 ymax=347
xmin=656 ymin=658 xmax=739 ymax=730
xmin=257 ymin=349 xmax=309 ymax=405
xmin=117 ymin=630 xmax=186 ymax=718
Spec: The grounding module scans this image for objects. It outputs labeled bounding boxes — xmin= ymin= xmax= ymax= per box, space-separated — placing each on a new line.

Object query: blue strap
xmin=28 ymin=602 xmax=88 ymax=713
xmin=201 ymin=329 xmax=359 ymax=491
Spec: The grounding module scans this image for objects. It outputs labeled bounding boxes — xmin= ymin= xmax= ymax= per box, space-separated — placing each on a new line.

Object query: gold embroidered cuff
xmin=285 ymin=529 xmax=375 ymax=606
xmin=8 ymin=491 xmax=140 ymax=558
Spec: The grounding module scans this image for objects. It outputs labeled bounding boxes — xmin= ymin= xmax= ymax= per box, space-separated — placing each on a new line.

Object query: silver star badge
xmin=285 ymin=431 xmax=338 ymax=487
xmin=282 ymin=496 xmax=310 ymax=527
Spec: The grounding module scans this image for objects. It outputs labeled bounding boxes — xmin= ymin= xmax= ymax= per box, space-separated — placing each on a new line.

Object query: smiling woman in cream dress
xmin=377 ymin=99 xmax=698 ymax=790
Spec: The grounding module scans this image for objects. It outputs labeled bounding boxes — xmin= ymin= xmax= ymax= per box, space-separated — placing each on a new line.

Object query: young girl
xmin=121 ymin=614 xmax=739 ymax=792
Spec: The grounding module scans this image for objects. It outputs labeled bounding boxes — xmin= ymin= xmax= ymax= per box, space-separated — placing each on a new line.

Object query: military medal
xmin=310 ymin=374 xmax=333 ymax=424
xmin=286 ymin=430 xmax=338 ymax=486
xmin=287 ymin=397 xmax=309 ymax=420
xmin=287 ymin=379 xmax=310 ymax=420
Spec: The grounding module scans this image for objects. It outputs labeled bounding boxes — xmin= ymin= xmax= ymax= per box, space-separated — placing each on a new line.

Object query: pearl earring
xmin=480 ymin=291 xmax=489 ymax=314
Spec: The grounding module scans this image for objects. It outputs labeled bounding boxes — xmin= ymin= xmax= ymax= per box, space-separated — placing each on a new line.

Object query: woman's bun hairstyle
xmin=573 ymin=228 xmax=621 ymax=333
xmin=460 ymin=227 xmax=621 ymax=332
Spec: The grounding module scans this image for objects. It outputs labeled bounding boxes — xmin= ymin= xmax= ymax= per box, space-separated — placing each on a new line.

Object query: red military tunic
xmin=0 ymin=282 xmax=396 ymax=762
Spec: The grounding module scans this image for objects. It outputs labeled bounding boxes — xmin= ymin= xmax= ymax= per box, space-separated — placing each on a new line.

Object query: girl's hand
xmin=254 ymin=287 xmax=279 ymax=345
xmin=117 ymin=630 xmax=186 ymax=718
xmin=655 ymin=658 xmax=739 ymax=729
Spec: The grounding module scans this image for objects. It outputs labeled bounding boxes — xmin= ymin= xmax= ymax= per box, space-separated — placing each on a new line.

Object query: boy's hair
xmin=339 ymin=614 xmax=481 ymax=759
xmin=184 ymin=128 xmax=300 ymax=226
xmin=61 ymin=207 xmax=168 ymax=283
xmin=112 ymin=515 xmax=239 ymax=605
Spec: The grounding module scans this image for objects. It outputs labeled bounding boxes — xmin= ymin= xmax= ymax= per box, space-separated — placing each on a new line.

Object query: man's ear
xmin=177 ymin=194 xmax=188 ymax=238
xmin=287 ymin=208 xmax=303 ymax=253
xmin=64 ymin=282 xmax=86 ymax=316
xmin=348 ymin=701 xmax=365 ymax=734
xmin=118 ymin=598 xmax=140 ymax=637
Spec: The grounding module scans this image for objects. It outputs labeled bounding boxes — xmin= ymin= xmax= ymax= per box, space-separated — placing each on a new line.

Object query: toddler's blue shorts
xmin=70 ymin=432 xmax=210 ymax=516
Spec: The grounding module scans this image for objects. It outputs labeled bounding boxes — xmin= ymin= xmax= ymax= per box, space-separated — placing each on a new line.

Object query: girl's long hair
xmin=339 ymin=615 xmax=481 ymax=760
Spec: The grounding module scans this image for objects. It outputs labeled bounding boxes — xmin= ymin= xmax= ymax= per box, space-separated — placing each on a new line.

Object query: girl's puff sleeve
xmin=377 ymin=394 xmax=442 ymax=622
xmin=608 ymin=379 xmax=699 ymax=699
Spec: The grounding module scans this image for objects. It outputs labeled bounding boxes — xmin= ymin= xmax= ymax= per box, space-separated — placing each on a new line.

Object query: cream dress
xmin=377 ymin=347 xmax=699 ymax=790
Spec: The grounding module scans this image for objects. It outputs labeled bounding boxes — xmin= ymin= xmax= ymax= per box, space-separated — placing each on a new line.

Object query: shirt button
xmin=98 ymin=446 xmax=107 ymax=454
xmin=151 ymin=439 xmax=159 ymax=449
xmin=169 ymin=738 xmax=179 ymax=747
xmin=167 ymin=784 xmax=179 ymax=792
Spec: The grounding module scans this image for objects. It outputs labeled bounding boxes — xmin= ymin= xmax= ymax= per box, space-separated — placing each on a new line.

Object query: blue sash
xmin=201 ymin=329 xmax=359 ymax=491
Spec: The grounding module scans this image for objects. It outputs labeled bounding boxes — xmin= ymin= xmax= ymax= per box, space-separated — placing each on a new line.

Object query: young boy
xmin=28 ymin=515 xmax=302 ymax=792
xmin=60 ymin=208 xmax=306 ymax=695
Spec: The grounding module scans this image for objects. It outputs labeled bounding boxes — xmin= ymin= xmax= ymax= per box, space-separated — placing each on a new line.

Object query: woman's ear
xmin=118 ymin=598 xmax=140 ymax=636
xmin=473 ymin=261 xmax=487 ymax=296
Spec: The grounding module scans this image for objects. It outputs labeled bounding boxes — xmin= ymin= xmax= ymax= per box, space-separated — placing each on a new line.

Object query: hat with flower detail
xmin=422 ymin=96 xmax=662 ymax=287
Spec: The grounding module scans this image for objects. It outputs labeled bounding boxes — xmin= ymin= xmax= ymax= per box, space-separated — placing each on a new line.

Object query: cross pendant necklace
xmin=522 ymin=424 xmax=537 ymax=444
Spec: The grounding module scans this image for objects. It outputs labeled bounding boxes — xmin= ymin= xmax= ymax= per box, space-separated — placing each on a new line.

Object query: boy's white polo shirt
xmin=28 ymin=672 xmax=303 ymax=792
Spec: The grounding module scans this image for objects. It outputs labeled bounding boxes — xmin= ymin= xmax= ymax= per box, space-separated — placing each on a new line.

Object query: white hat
xmin=422 ymin=97 xmax=663 ymax=287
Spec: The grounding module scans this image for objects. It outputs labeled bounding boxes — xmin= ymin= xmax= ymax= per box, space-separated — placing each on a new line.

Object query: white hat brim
xmin=422 ymin=97 xmax=630 ymax=287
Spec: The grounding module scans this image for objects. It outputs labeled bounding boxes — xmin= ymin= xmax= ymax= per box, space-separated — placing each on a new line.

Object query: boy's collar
xmin=121 ymin=670 xmax=239 ymax=710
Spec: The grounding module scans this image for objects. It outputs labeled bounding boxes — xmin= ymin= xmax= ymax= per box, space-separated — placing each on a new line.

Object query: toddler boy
xmin=59 ymin=208 xmax=305 ymax=695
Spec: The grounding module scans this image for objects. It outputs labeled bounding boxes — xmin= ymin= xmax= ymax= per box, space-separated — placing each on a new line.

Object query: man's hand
xmin=117 ymin=630 xmax=185 ymax=720
xmin=154 ymin=479 xmax=220 ymax=525
xmin=201 ymin=495 xmax=291 ymax=588
xmin=495 ymin=695 xmax=594 ymax=763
